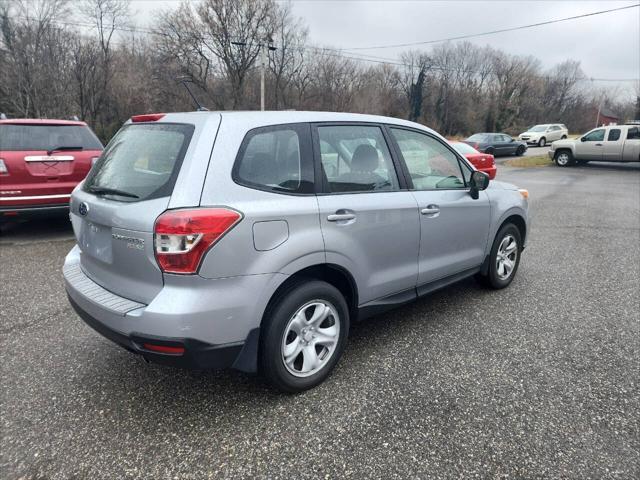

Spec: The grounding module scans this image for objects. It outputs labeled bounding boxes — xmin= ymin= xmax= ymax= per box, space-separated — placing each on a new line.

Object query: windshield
xmin=451 ymin=142 xmax=479 ymax=154
xmin=528 ymin=125 xmax=548 ymax=132
xmin=83 ymin=123 xmax=194 ymax=202
xmin=0 ymin=124 xmax=102 ymax=151
xmin=466 ymin=134 xmax=488 ymax=142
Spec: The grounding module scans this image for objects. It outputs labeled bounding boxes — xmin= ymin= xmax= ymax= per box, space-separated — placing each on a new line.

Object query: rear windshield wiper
xmin=87 ymin=186 xmax=139 ymax=199
xmin=47 ymin=146 xmax=84 ymax=155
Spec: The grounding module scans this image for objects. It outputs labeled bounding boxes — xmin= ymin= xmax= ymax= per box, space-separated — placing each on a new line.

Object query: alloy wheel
xmin=281 ymin=300 xmax=341 ymax=378
xmin=496 ymin=234 xmax=518 ymax=280
xmin=556 ymin=153 xmax=570 ymax=166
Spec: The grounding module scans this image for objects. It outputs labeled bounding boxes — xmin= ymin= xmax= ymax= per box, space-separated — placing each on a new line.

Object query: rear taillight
xmin=154 ymin=208 xmax=242 ymax=274
xmin=0 ymin=159 xmax=7 ymax=174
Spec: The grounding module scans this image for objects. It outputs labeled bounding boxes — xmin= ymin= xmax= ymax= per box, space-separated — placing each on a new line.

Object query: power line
xmin=10 ymin=13 xmax=639 ymax=82
xmin=343 ymin=3 xmax=640 ymax=50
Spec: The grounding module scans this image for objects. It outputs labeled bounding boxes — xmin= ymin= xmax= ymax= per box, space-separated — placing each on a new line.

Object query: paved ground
xmin=1 ymin=162 xmax=639 ymax=479
xmin=520 ymin=144 xmax=550 ymax=158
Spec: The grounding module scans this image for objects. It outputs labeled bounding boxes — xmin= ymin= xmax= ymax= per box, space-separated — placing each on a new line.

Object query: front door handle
xmin=327 ymin=213 xmax=356 ymax=222
xmin=421 ymin=205 xmax=440 ymax=216
xmin=595 ymin=143 xmax=603 ymax=146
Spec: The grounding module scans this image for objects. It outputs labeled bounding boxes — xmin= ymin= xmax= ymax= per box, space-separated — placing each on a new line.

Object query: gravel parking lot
xmin=1 ymin=162 xmax=639 ymax=479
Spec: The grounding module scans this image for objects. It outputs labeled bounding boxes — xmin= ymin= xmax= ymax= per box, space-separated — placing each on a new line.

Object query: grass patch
xmin=505 ymin=155 xmax=553 ymax=167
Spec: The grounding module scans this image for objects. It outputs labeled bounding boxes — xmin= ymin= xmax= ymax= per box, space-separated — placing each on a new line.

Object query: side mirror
xmin=469 ymin=171 xmax=490 ymax=199
xmin=510 ymin=138 xmax=515 ymax=142
xmin=580 ymin=137 xmax=586 ymax=142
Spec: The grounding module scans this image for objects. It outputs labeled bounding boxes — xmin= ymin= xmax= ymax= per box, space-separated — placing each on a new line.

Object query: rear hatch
xmin=70 ymin=120 xmax=199 ymax=304
xmin=0 ymin=122 xmax=103 ymax=207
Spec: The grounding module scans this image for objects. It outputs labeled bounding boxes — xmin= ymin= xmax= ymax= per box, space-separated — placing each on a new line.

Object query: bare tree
xmin=197 ymin=0 xmax=275 ymax=108
xmin=487 ymin=51 xmax=540 ymax=131
xmin=1 ymin=0 xmax=636 ymax=141
xmin=0 ymin=0 xmax=71 ymax=117
xmin=268 ymin=1 xmax=307 ymax=109
xmin=400 ymin=51 xmax=431 ymax=122
xmin=79 ymin=0 xmax=129 ymax=129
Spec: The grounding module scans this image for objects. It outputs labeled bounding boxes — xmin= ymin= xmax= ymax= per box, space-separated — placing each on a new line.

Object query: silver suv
xmin=63 ymin=111 xmax=530 ymax=392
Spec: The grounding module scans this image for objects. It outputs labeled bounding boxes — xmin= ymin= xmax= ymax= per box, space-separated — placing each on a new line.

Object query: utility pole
xmin=595 ymin=94 xmax=605 ymax=127
xmin=231 ymin=39 xmax=276 ymax=111
xmin=260 ymin=43 xmax=266 ymax=111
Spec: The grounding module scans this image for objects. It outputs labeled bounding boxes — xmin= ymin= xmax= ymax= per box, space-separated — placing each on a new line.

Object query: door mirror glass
xmin=469 ymin=170 xmax=489 ymax=199
xmin=580 ymin=136 xmax=586 ymax=142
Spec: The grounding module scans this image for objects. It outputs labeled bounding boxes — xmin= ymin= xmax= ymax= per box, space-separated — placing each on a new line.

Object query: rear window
xmin=451 ymin=142 xmax=479 ymax=155
xmin=0 ymin=124 xmax=102 ymax=151
xmin=83 ymin=123 xmax=194 ymax=202
xmin=467 ymin=134 xmax=488 ymax=142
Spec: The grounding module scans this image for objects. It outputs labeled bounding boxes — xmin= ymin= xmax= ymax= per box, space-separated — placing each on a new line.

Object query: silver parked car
xmin=549 ymin=124 xmax=640 ymax=166
xmin=63 ymin=111 xmax=530 ymax=392
xmin=518 ymin=123 xmax=568 ymax=147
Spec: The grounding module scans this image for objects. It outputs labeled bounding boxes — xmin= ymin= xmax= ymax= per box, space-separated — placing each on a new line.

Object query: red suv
xmin=0 ymin=118 xmax=103 ymax=219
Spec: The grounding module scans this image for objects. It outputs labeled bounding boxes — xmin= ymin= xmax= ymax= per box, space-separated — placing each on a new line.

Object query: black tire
xmin=561 ymin=135 xmax=567 ymax=140
xmin=475 ymin=223 xmax=522 ymax=289
xmin=554 ymin=149 xmax=574 ymax=167
xmin=260 ymin=280 xmax=349 ymax=393
xmin=485 ymin=147 xmax=495 ymax=156
xmin=538 ymin=137 xmax=546 ymax=147
xmin=516 ymin=145 xmax=525 ymax=156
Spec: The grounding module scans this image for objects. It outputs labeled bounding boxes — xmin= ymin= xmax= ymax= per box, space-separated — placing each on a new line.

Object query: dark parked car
xmin=463 ymin=133 xmax=527 ymax=157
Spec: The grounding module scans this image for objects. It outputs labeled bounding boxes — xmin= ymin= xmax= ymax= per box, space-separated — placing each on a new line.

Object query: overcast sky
xmin=129 ymin=0 xmax=640 ymax=98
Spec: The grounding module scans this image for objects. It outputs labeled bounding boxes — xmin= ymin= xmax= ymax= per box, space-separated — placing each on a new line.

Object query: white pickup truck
xmin=549 ymin=124 xmax=640 ymax=166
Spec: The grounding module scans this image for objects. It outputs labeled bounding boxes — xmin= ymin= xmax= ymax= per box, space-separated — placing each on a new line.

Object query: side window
xmin=234 ymin=124 xmax=313 ymax=194
xmin=583 ymin=129 xmax=605 ymax=142
xmin=391 ymin=128 xmax=466 ymax=190
xmin=319 ymin=140 xmax=348 ymax=179
xmin=607 ymin=129 xmax=621 ymax=141
xmin=627 ymin=127 xmax=640 ymax=140
xmin=317 ymin=125 xmax=399 ymax=193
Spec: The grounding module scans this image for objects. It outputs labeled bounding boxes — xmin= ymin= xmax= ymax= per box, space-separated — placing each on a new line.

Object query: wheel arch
xmin=554 ymin=147 xmax=573 ymax=157
xmin=233 ymin=263 xmax=359 ymax=374
xmin=480 ymin=212 xmax=528 ymax=276
xmin=500 ymin=214 xmax=527 ymax=246
xmin=263 ymin=264 xmax=359 ymax=322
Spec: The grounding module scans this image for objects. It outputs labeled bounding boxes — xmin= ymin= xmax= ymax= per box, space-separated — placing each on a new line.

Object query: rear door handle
xmin=327 ymin=213 xmax=356 ymax=222
xmin=421 ymin=205 xmax=440 ymax=215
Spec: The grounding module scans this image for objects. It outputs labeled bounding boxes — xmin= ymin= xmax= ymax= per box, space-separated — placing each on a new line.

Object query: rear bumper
xmin=62 ymin=245 xmax=282 ymax=372
xmin=0 ymin=202 xmax=69 ymax=216
xmin=0 ymin=193 xmax=71 ymax=216
xmin=67 ymin=294 xmax=245 ymax=370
